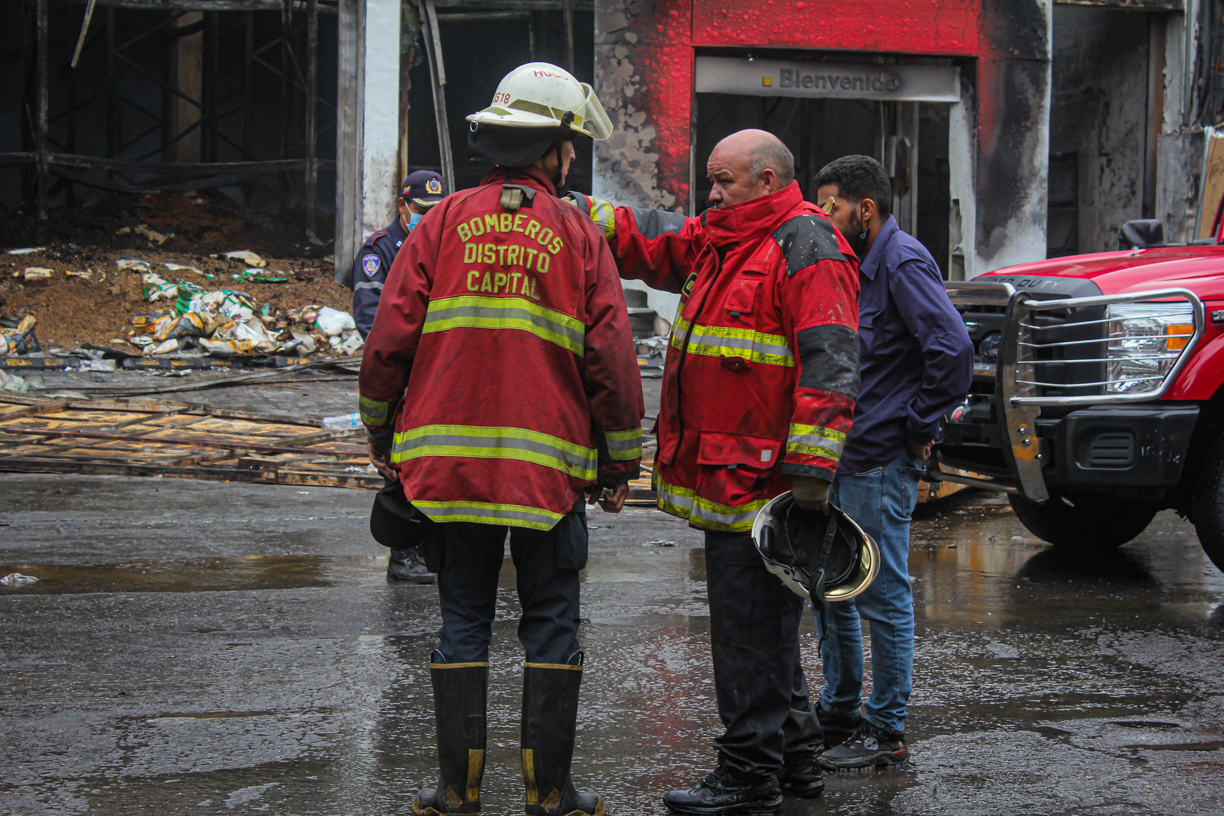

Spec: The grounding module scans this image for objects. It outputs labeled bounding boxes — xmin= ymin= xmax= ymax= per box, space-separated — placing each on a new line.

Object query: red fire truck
xmin=935 ymin=217 xmax=1224 ymax=572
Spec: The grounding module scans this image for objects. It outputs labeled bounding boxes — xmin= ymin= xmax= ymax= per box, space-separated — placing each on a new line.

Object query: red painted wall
xmin=610 ymin=0 xmax=983 ymax=210
xmin=692 ymin=0 xmax=981 ymax=55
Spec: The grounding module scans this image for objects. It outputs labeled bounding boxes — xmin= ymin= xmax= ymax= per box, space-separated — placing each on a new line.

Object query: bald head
xmin=707 ymin=129 xmax=795 ymax=208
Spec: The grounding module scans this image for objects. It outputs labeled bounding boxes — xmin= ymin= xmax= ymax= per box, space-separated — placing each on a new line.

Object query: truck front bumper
xmin=934 ymin=402 xmax=1198 ymax=495
xmin=1037 ymin=404 xmax=1198 ymax=490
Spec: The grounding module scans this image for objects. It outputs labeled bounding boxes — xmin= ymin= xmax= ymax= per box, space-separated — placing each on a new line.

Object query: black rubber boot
xmin=777 ymin=752 xmax=824 ymax=798
xmin=663 ymin=766 xmax=783 ymax=815
xmin=388 ymin=545 xmax=436 ymax=584
xmin=521 ymin=656 xmax=604 ymax=816
xmin=414 ymin=654 xmax=487 ymax=815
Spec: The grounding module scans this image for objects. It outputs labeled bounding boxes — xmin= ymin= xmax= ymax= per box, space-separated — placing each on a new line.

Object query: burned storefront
xmin=593 ymin=0 xmax=1216 ymax=289
xmin=3 ymin=0 xmax=1220 ymax=284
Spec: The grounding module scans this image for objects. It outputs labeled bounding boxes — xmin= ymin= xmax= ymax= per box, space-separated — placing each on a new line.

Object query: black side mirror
xmin=1119 ymin=219 xmax=1165 ymax=249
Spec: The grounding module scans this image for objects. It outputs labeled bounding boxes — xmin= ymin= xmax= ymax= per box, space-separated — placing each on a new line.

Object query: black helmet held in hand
xmin=753 ymin=491 xmax=880 ymax=606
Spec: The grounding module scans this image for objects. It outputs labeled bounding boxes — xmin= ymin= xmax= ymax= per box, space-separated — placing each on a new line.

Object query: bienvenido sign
xmin=694 ymin=56 xmax=961 ymax=103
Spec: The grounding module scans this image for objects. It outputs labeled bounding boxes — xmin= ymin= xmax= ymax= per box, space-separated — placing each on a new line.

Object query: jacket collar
xmin=703 ymin=181 xmax=805 ymax=249
xmin=860 ymin=215 xmax=899 ymax=281
xmin=386 ymin=214 xmax=409 ymax=247
xmin=482 ymin=164 xmax=558 ymax=197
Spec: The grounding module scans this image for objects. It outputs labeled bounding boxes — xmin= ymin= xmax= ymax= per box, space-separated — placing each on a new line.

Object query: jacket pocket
xmin=692 ymin=431 xmax=784 ymax=531
xmin=698 ymin=430 xmax=783 ymax=469
xmin=724 ymin=278 xmax=760 ymax=318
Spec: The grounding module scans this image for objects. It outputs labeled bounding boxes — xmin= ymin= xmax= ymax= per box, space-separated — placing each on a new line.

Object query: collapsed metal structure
xmin=7 ymin=0 xmax=333 ymax=239
xmin=5 ymin=0 xmax=592 ymax=271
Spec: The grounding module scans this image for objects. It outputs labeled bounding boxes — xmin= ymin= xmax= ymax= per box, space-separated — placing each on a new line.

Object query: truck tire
xmin=1193 ymin=433 xmax=1224 ymax=573
xmin=1008 ymin=493 xmax=1156 ymax=551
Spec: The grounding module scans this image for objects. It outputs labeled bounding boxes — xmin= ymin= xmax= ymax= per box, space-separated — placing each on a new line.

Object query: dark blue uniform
xmin=351 ymin=217 xmax=409 ymax=339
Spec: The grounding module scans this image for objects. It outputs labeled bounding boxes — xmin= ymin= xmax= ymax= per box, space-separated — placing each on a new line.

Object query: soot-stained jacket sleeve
xmin=351 ymin=240 xmax=390 ymax=339
xmin=604 ymin=205 xmax=703 ymax=294
xmin=772 ymin=212 xmax=861 ymax=482
xmin=358 ymin=215 xmax=437 ymax=438
xmin=565 ymin=205 xmax=646 ymax=486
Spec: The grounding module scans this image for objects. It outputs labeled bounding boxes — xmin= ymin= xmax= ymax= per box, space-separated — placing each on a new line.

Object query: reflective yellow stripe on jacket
xmin=359 ymin=395 xmax=390 ymax=427
xmin=412 ymin=499 xmax=564 ymax=531
xmin=657 ymin=480 xmax=768 ymax=533
xmin=603 ymin=427 xmax=643 ymax=461
xmin=671 ymin=317 xmax=794 ymax=367
xmin=392 ymin=424 xmax=597 ymax=480
xmin=786 ymin=423 xmax=846 ymax=463
xmin=423 ymin=295 xmax=585 ymax=356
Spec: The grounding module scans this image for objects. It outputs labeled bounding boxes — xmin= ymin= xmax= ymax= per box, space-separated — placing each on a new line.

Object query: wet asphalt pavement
xmin=4 ymin=471 xmax=1224 ymax=816
xmin=2 ymin=367 xmax=1223 ymax=815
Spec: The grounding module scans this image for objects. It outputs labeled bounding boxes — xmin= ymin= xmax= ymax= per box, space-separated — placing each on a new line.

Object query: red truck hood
xmin=980 ymin=244 xmax=1224 ymax=300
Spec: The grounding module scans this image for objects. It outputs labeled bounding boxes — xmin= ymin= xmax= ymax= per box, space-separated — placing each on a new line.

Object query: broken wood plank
xmin=0 ymin=426 xmax=363 ymax=457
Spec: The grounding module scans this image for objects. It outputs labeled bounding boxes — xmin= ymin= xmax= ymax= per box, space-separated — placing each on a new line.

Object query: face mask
xmin=408 ymin=212 xmax=423 ymax=230
xmin=846 ymin=205 xmax=870 ymax=258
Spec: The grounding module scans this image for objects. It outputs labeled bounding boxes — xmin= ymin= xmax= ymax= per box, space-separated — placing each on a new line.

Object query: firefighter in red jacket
xmin=570 ymin=130 xmax=860 ymax=815
xmin=359 ymin=63 xmax=643 ymax=816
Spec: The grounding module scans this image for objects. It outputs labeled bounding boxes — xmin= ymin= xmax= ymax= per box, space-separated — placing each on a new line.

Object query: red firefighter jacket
xmin=359 ymin=166 xmax=644 ymax=531
xmin=602 ymin=182 xmax=859 ymax=532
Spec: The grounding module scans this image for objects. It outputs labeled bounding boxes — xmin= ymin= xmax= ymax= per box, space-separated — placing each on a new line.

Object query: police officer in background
xmin=359 ymin=63 xmax=643 ymax=816
xmin=351 ymin=169 xmax=447 ymax=585
xmin=352 ymin=170 xmax=447 ymax=338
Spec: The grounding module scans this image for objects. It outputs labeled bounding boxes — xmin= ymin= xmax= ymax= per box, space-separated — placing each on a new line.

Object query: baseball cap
xmin=401 ymin=170 xmax=446 ymax=208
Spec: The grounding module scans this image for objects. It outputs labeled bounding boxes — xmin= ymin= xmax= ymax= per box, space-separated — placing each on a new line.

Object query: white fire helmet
xmin=752 ymin=491 xmax=880 ymax=603
xmin=466 ymin=62 xmax=613 ymax=141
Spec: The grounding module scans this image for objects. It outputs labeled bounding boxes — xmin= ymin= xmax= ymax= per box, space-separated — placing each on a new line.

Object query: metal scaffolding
xmin=5 ymin=0 xmax=335 ymax=239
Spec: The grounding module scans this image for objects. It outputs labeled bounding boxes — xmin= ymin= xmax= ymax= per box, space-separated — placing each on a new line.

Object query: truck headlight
xmin=1105 ymin=302 xmax=1196 ymax=394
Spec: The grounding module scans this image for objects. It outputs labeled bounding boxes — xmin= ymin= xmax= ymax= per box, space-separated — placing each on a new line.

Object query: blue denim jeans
xmin=813 ymin=449 xmax=922 ymax=735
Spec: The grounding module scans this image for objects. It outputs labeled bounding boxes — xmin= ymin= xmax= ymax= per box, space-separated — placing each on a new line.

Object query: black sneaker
xmin=817 ymin=707 xmax=862 ymax=751
xmin=818 ymin=719 xmax=907 ymax=771
xmin=663 ymin=766 xmax=782 ymax=815
xmin=777 ymin=753 xmax=824 ymax=798
xmin=387 ymin=546 xmax=435 ymax=584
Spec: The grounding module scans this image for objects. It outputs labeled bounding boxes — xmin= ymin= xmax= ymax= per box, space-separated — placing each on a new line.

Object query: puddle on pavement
xmin=0 ymin=555 xmax=390 ymax=595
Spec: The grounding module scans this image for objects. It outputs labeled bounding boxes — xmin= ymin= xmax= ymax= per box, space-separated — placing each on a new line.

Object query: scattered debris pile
xmin=1 ymin=248 xmax=357 ymax=360
xmin=0 ymin=192 xmax=353 ymax=354
xmin=127 ymin=267 xmax=362 ymax=357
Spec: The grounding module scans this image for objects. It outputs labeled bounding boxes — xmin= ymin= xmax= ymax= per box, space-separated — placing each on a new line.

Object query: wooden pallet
xmin=0 ymin=394 xmax=378 ymax=489
xmin=3 ymin=396 xmax=974 ymax=509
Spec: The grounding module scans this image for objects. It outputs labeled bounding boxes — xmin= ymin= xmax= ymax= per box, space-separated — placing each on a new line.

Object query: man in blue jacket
xmin=812 ymin=155 xmax=973 ymax=770
xmin=351 ymin=170 xmax=447 ymax=338
xmin=351 ymin=169 xmax=446 ymax=583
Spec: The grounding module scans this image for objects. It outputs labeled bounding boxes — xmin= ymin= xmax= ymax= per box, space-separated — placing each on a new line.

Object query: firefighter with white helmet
xmin=359 ymin=62 xmax=640 ymax=816
xmin=466 ymin=62 xmax=613 ymax=182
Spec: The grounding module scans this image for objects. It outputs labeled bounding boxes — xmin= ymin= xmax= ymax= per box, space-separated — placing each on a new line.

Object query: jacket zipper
xmin=669 ymin=247 xmax=724 ymax=464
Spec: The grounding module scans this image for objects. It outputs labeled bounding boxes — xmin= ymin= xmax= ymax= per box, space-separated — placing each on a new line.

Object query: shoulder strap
xmin=499 ymin=184 xmax=537 ymax=211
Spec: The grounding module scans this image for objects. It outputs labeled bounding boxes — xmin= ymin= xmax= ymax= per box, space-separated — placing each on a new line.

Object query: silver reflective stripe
xmin=604 ymin=428 xmax=643 ymax=459
xmin=354 ymin=281 xmax=384 ymax=291
xmin=689 ymin=331 xmax=792 ymax=359
xmin=394 ymin=427 xmax=597 ymax=478
xmin=423 ymin=298 xmax=586 ymax=355
xmin=427 ymin=304 xmax=584 ymax=349
xmin=413 ymin=500 xmax=562 ymax=530
xmin=689 ymin=501 xmax=762 ymax=529
xmin=786 ymin=431 xmax=846 ymax=459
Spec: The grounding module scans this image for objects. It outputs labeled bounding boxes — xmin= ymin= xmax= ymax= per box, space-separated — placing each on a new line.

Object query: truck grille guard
xmin=929 ymin=283 xmax=1205 ymax=502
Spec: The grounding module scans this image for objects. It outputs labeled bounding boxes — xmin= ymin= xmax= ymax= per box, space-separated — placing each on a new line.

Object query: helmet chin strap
xmin=551 ymin=112 xmax=576 ymax=191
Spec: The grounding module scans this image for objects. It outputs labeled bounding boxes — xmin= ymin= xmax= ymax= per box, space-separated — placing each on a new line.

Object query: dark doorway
xmin=694 ymin=92 xmax=951 ymax=276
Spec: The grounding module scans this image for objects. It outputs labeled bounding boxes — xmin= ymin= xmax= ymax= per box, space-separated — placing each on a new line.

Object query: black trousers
xmin=428 ymin=502 xmax=588 ymax=664
xmin=705 ymin=530 xmax=823 ymax=780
